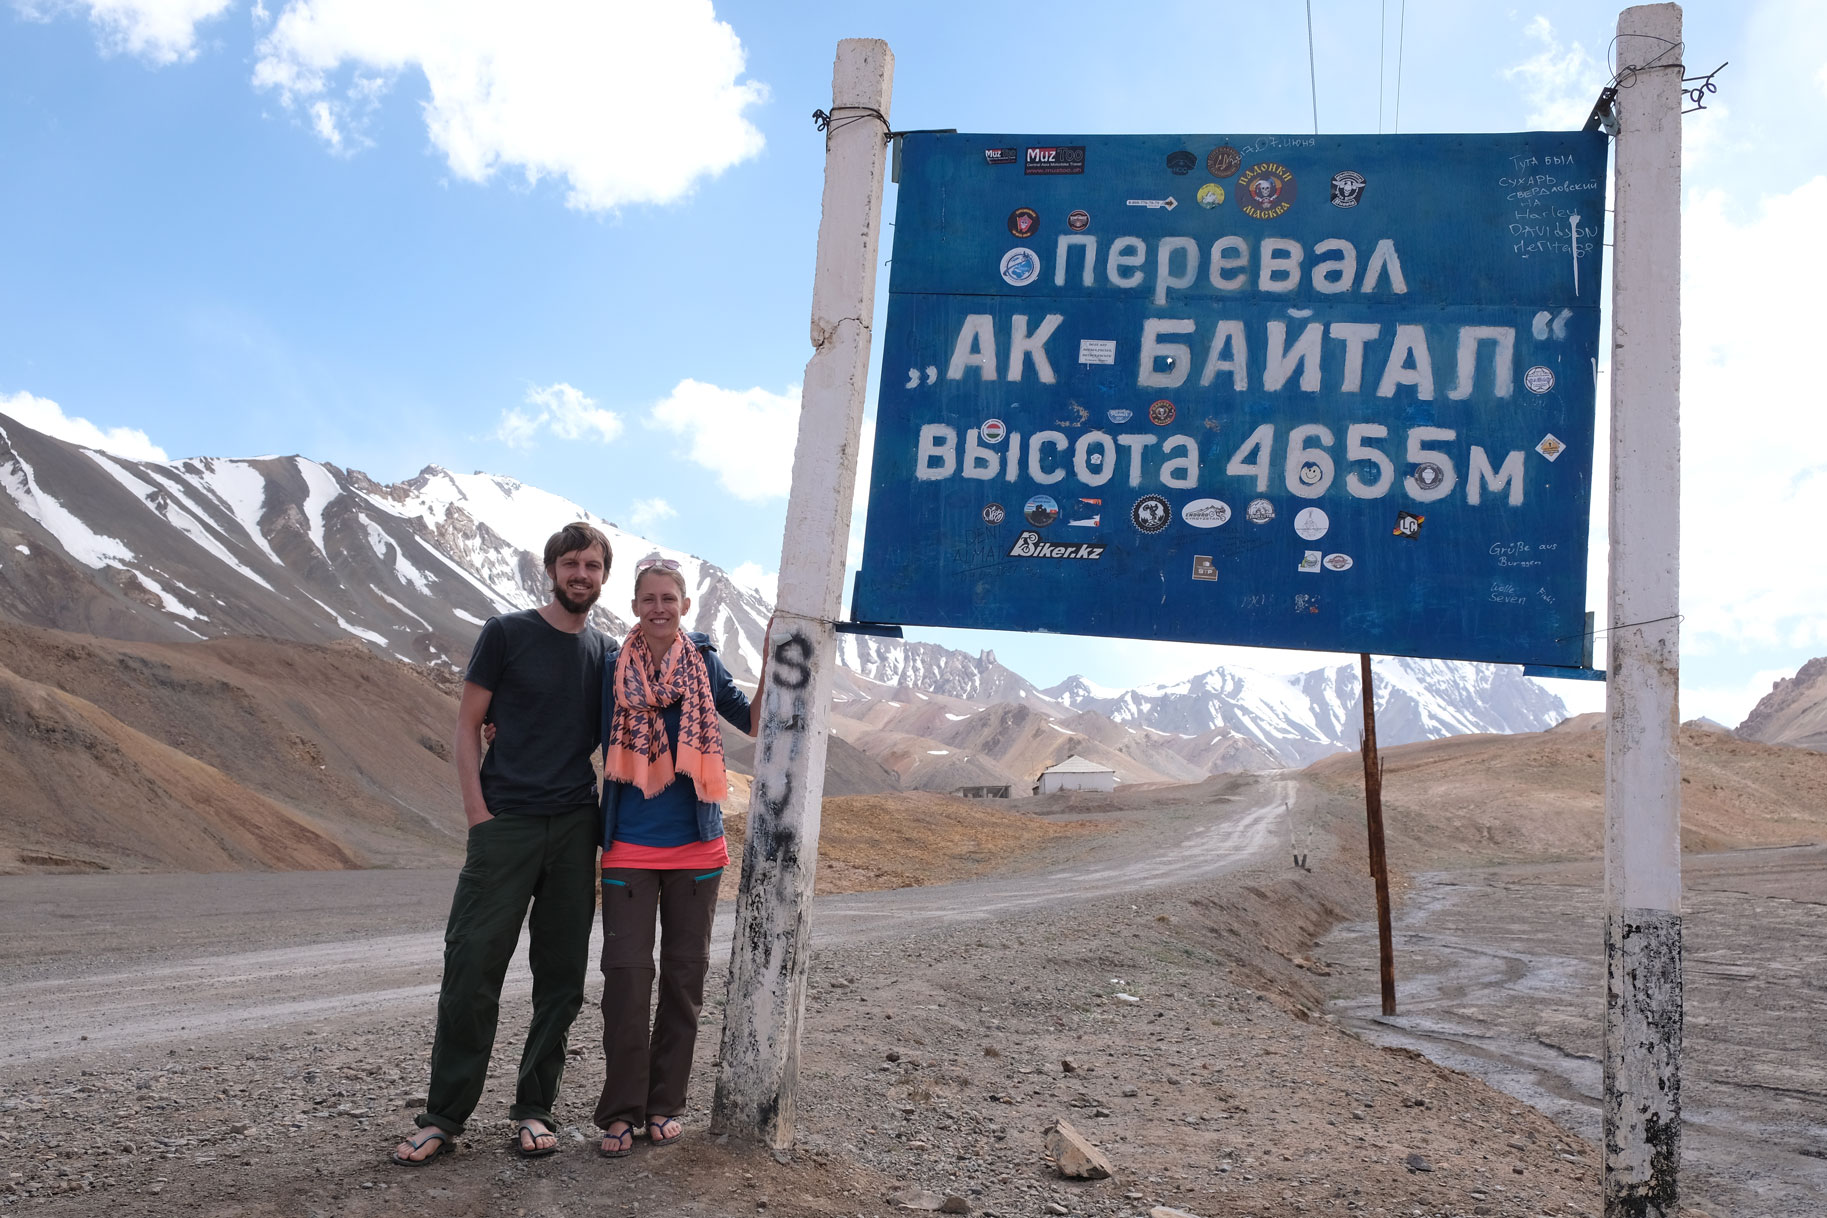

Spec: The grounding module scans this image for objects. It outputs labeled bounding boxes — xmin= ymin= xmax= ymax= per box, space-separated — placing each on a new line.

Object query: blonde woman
xmin=593 ymin=555 xmax=765 ymax=1156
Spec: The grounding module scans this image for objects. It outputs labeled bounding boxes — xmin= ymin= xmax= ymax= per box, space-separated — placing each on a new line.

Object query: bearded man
xmin=393 ymin=521 xmax=613 ymax=1165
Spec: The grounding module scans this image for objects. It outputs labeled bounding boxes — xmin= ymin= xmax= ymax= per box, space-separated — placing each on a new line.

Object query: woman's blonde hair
xmin=632 ymin=557 xmax=688 ymax=600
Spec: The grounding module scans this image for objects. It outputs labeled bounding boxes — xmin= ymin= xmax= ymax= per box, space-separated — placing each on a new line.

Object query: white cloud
xmin=251 ymin=0 xmax=767 ymax=211
xmin=1503 ymin=15 xmax=1606 ymax=129
xmin=0 ymin=390 xmax=169 ymax=461
xmin=494 ymin=381 xmax=622 ymax=448
xmin=845 ymin=410 xmax=876 ymax=573
xmin=648 ymin=378 xmax=799 ymax=501
xmin=1677 ymin=177 xmax=1827 ymax=654
xmin=729 ymin=561 xmax=776 ymax=602
xmin=16 ymin=0 xmax=234 ymax=65
xmin=627 ymin=497 xmax=675 ymax=533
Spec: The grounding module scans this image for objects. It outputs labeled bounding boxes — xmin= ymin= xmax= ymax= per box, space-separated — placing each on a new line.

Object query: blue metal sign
xmin=855 ymin=132 xmax=1608 ymax=667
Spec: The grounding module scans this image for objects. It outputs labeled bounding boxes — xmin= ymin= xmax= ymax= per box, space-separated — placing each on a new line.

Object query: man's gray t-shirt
xmin=464 ymin=609 xmax=607 ymax=816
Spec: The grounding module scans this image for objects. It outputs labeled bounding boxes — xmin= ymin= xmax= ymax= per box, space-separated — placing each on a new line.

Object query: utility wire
xmin=1378 ymin=0 xmax=1387 ymax=133
xmin=1305 ymin=0 xmax=1320 ymax=134
xmin=1395 ymin=0 xmax=1407 ymax=133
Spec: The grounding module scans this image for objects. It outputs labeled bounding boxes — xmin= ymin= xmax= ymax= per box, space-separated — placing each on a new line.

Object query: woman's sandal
xmin=647 ymin=1115 xmax=683 ymax=1147
xmin=513 ymin=1119 xmax=560 ymax=1159
xmin=598 ymin=1121 xmax=636 ymax=1158
xmin=390 ymin=1127 xmax=455 ymax=1167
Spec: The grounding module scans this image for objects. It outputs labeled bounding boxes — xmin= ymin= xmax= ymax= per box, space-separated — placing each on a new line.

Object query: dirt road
xmin=0 ymin=780 xmax=1290 ymax=1066
xmin=1 ymin=774 xmax=1623 ymax=1217
xmin=1321 ymin=844 xmax=1827 ymax=1217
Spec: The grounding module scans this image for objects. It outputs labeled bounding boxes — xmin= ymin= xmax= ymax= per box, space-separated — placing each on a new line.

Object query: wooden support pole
xmin=710 ymin=39 xmax=894 ymax=1149
xmin=1604 ymin=5 xmax=1684 ymax=1213
xmin=1360 ymin=652 xmax=1396 ymax=1017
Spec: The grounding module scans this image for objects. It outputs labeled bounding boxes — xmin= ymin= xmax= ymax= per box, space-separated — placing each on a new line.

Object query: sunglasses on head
xmin=635 ymin=556 xmax=682 ymax=572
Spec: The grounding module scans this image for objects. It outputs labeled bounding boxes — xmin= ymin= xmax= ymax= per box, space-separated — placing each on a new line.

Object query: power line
xmin=1305 ymin=0 xmax=1320 ymax=134
xmin=1379 ymin=0 xmax=1387 ymax=133
xmin=1395 ymin=0 xmax=1408 ymax=133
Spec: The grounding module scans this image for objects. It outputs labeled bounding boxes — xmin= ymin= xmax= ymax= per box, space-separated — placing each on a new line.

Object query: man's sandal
xmin=390 ymin=1127 xmax=455 ymax=1167
xmin=598 ymin=1121 xmax=636 ymax=1158
xmin=647 ymin=1115 xmax=683 ymax=1147
xmin=513 ymin=1119 xmax=560 ymax=1159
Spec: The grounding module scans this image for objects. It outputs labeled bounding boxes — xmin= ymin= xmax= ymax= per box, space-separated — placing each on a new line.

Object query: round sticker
xmin=1324 ymin=553 xmax=1354 ymax=571
xmin=1007 ymin=207 xmax=1039 ymax=238
xmin=1412 ymin=462 xmax=1445 ymax=492
xmin=982 ymin=502 xmax=1006 ymax=525
xmin=1131 ymin=495 xmax=1171 ymax=534
xmin=1024 ymin=494 xmax=1059 ymax=527
xmin=1207 ymin=146 xmax=1242 ymax=178
xmin=980 ymin=418 xmax=1007 ymax=444
xmin=1067 ymin=209 xmax=1090 ymax=231
xmin=1237 ymin=162 xmax=1297 ymax=220
xmin=1181 ymin=498 xmax=1232 ymax=528
xmin=1246 ymin=498 xmax=1275 ymax=524
xmin=1297 ymin=461 xmax=1325 ymax=487
xmin=1000 ymin=247 xmax=1041 ymax=287
xmin=1330 ymin=171 xmax=1367 ymax=208
xmin=1294 ymin=507 xmax=1330 ymax=541
xmin=1524 ymin=365 xmax=1556 ymax=394
xmin=1148 ymin=399 xmax=1176 ymax=426
xmin=1106 ymin=408 xmax=1133 ymax=425
xmin=1166 ymin=150 xmax=1196 ymax=175
xmin=1196 ymin=183 xmax=1225 ymax=209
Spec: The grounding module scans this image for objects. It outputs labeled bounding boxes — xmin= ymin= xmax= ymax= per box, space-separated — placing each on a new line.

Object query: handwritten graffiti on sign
xmin=854 ymin=131 xmax=1608 ymax=667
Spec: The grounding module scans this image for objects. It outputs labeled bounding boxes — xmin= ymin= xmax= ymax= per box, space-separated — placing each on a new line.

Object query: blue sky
xmin=3 ymin=0 xmax=1824 ymax=723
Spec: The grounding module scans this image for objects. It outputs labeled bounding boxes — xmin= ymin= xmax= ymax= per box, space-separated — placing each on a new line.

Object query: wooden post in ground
xmin=709 ymin=39 xmax=894 ymax=1150
xmin=1359 ymin=652 xmax=1396 ymax=1016
xmin=1603 ymin=4 xmax=1684 ymax=1212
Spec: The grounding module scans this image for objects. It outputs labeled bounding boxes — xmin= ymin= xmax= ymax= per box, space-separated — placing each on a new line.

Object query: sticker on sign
xmin=1007 ymin=531 xmax=1106 ymax=559
xmin=1024 ymin=146 xmax=1085 ymax=175
xmin=1079 ymin=339 xmax=1116 ymax=365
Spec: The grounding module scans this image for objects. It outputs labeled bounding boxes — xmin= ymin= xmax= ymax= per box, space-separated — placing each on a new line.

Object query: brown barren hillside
xmin=0 ymin=661 xmax=360 ymax=873
xmin=0 ymin=621 xmax=467 ymax=872
xmin=1304 ymin=712 xmax=1827 ymax=869
xmin=1739 ymin=655 xmax=1827 ymax=752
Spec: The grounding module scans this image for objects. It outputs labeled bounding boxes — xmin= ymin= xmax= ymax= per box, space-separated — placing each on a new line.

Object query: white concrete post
xmin=1603 ymin=5 xmax=1683 ymax=1215
xmin=711 ymin=38 xmax=893 ymax=1148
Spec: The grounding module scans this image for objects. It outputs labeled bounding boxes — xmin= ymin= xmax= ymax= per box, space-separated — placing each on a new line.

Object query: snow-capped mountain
xmin=1044 ymin=659 xmax=1567 ymax=766
xmin=0 ymin=412 xmax=772 ymax=677
xmin=0 ymin=410 xmax=1566 ymax=768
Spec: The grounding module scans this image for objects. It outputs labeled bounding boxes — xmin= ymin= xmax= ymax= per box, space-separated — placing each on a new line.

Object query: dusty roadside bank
xmin=1320 ymin=844 xmax=1827 ymax=1218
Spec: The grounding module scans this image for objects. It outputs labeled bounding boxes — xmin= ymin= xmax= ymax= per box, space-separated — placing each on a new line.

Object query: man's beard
xmin=552 ymin=582 xmax=600 ymax=615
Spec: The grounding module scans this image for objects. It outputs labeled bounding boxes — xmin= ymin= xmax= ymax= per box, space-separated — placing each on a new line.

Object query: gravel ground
xmin=0 ymin=775 xmax=1631 ymax=1217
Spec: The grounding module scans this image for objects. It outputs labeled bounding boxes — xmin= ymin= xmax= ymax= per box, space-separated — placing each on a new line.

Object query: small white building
xmin=1035 ymin=755 xmax=1118 ymax=795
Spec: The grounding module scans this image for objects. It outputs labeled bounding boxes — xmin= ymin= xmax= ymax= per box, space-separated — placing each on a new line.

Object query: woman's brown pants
xmin=592 ymin=866 xmax=722 ymax=1130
